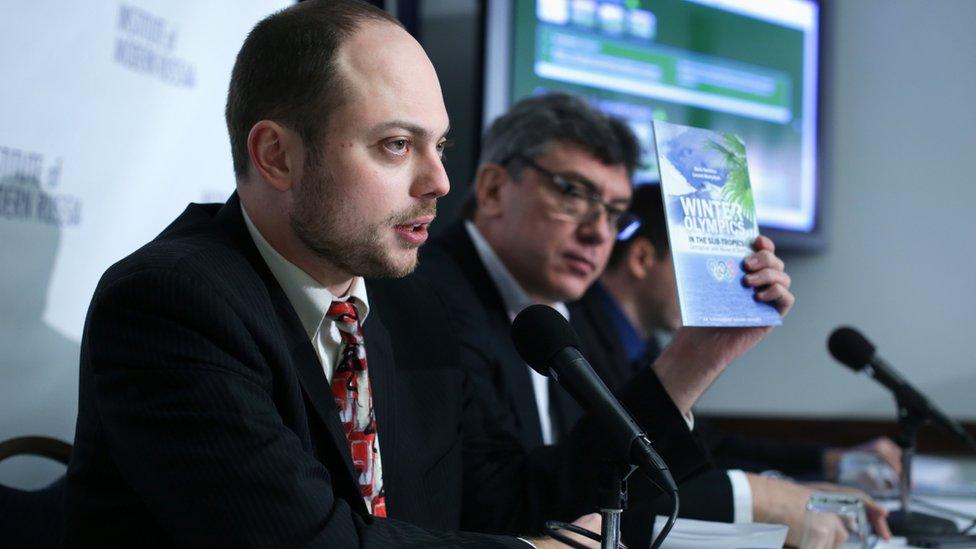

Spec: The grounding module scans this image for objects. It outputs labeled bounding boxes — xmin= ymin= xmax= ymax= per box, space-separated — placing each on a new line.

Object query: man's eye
xmin=384 ymin=139 xmax=410 ymax=155
xmin=437 ymin=139 xmax=456 ymax=162
xmin=563 ymin=184 xmax=588 ymax=199
xmin=606 ymin=208 xmax=624 ymax=223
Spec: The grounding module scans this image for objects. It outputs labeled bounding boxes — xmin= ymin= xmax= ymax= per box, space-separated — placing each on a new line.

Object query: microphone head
xmin=828 ymin=326 xmax=876 ymax=372
xmin=511 ymin=304 xmax=582 ymax=376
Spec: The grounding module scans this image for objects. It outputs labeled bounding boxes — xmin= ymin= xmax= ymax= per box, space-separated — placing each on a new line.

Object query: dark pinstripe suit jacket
xmin=415 ymin=222 xmax=715 ymax=547
xmin=63 ymin=195 xmax=529 ymax=547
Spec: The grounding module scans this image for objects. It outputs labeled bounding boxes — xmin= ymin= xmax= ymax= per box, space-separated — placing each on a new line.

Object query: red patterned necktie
xmin=326 ymin=300 xmax=386 ymax=517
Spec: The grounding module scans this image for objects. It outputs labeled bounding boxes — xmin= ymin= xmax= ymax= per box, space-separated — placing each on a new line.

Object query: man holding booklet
xmin=415 ymin=92 xmax=887 ymax=546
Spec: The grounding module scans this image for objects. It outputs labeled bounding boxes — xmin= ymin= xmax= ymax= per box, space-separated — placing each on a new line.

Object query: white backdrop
xmin=0 ymin=0 xmax=291 ymax=488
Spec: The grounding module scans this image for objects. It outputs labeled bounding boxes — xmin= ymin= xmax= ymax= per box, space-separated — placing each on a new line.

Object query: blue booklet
xmin=652 ymin=120 xmax=781 ymax=327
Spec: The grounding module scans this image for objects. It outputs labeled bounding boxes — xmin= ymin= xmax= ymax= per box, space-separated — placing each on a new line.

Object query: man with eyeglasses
xmin=576 ymin=184 xmax=894 ymax=545
xmin=416 ymin=92 xmax=795 ymax=545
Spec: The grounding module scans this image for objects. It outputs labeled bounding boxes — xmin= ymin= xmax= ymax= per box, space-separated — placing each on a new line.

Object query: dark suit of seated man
xmin=415 ymin=93 xmax=798 ymax=547
xmin=62 ymin=2 xmax=712 ymax=547
xmin=590 ymin=184 xmax=896 ymax=545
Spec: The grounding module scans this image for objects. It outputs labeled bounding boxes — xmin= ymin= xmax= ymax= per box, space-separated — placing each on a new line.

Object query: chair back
xmin=0 ymin=436 xmax=72 ymax=549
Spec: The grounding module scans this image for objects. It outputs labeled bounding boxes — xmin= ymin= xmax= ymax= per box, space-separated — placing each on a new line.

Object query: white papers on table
xmin=650 ymin=516 xmax=788 ymax=548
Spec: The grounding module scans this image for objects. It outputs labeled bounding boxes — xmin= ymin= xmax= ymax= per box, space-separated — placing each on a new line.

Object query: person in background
xmin=585 ymin=183 xmax=900 ymax=539
xmin=416 ymin=92 xmax=885 ymax=546
xmin=595 ymin=184 xmax=901 ymax=479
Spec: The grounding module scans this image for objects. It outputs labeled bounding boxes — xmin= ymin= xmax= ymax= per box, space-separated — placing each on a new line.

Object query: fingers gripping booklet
xmin=652 ymin=120 xmax=782 ymax=327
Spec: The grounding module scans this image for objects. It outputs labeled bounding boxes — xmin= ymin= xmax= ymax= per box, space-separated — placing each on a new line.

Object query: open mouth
xmin=393 ymin=216 xmax=434 ymax=246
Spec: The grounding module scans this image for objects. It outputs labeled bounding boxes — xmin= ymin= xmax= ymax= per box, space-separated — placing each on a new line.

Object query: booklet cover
xmin=652 ymin=120 xmax=781 ymax=327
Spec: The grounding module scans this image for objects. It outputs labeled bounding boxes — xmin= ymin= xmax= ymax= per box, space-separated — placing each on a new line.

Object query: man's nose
xmin=576 ymin=205 xmax=612 ymax=245
xmin=412 ymin=150 xmax=450 ymax=199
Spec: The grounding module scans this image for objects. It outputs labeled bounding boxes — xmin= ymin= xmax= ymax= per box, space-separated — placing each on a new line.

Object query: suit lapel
xmin=361 ymin=308 xmax=397 ymax=501
xmin=570 ymin=285 xmax=630 ymax=391
xmin=278 ymin=293 xmax=359 ymax=484
xmin=213 ymin=194 xmax=362 ymax=502
xmin=575 ymin=286 xmax=622 ymax=359
xmin=436 ymin=223 xmax=545 ymax=447
xmin=489 ymin=306 xmax=545 ymax=446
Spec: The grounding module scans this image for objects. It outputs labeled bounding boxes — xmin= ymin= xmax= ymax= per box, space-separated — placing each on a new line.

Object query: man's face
xmin=290 ymin=21 xmax=450 ymax=279
xmin=637 ymin=250 xmax=681 ymax=332
xmin=491 ymin=142 xmax=631 ymax=303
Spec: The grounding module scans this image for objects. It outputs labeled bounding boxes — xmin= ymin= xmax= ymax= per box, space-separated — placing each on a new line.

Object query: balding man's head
xmin=226 ymin=0 xmax=450 ymax=289
xmin=225 ymin=0 xmax=403 ymax=179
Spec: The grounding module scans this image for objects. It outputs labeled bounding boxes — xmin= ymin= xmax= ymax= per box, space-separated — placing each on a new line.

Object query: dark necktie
xmin=326 ymin=300 xmax=386 ymax=517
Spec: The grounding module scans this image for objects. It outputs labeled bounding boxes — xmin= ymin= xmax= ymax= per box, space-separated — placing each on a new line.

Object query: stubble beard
xmin=290 ymin=157 xmax=434 ymax=279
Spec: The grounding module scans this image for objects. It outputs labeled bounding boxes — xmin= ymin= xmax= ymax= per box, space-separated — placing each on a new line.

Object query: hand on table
xmin=804 ymin=482 xmax=892 ymax=541
xmin=749 ymin=474 xmax=892 ymax=548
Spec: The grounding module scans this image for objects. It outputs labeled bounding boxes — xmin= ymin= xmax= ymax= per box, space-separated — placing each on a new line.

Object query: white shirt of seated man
xmin=466 ymin=220 xmax=753 ymax=523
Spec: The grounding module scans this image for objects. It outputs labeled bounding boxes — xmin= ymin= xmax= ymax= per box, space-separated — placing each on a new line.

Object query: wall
xmin=0 ymin=0 xmax=291 ymax=489
xmin=418 ymin=0 xmax=976 ymax=421
xmin=418 ymin=0 xmax=484 ymax=230
xmin=697 ymin=0 xmax=976 ymax=420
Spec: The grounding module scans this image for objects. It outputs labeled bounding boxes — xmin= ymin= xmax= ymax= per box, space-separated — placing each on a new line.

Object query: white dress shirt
xmin=241 ymin=206 xmax=386 ymax=515
xmin=465 ymin=221 xmax=567 ymax=445
xmin=242 ymin=206 xmax=370 ymax=382
xmin=467 ymin=222 xmax=753 ymax=522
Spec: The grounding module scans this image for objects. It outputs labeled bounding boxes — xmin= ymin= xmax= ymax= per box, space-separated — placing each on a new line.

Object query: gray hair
xmin=462 ymin=92 xmax=640 ymax=218
xmin=480 ymin=92 xmax=640 ymax=178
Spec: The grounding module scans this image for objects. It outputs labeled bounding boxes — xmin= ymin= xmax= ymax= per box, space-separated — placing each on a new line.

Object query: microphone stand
xmin=886 ymin=397 xmax=959 ymax=537
xmin=598 ymin=461 xmax=634 ymax=549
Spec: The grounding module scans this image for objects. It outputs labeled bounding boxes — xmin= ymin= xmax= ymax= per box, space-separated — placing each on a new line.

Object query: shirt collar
xmin=241 ymin=205 xmax=369 ymax=340
xmin=464 ymin=220 xmax=569 ymax=322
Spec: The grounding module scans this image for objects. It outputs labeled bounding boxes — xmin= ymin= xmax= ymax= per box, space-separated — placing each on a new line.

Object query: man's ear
xmin=626 ymin=237 xmax=658 ymax=280
xmin=246 ymin=120 xmax=302 ymax=192
xmin=473 ymin=163 xmax=510 ymax=219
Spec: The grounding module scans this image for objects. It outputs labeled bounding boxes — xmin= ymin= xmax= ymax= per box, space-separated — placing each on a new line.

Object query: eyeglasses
xmin=503 ymin=153 xmax=641 ymax=240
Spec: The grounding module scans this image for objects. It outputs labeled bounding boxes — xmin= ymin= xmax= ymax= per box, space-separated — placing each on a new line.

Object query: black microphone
xmin=828 ymin=326 xmax=976 ymax=451
xmin=511 ymin=304 xmax=677 ymax=492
